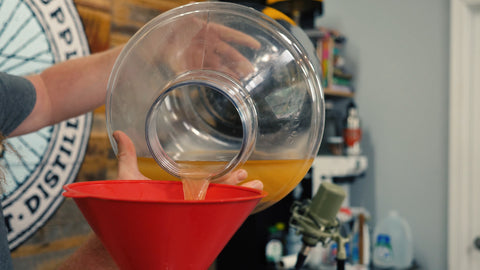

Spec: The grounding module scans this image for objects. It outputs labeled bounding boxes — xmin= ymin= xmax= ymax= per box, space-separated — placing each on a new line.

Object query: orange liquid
xmin=137 ymin=157 xmax=313 ymax=212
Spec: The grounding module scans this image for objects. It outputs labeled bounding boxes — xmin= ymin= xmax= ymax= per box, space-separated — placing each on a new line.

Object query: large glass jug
xmin=106 ymin=2 xmax=325 ymax=212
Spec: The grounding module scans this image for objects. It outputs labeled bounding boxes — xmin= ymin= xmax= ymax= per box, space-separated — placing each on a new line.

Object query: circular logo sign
xmin=0 ymin=0 xmax=91 ymax=250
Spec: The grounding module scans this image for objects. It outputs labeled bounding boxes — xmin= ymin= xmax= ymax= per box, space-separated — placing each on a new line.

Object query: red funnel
xmin=63 ymin=180 xmax=266 ymax=270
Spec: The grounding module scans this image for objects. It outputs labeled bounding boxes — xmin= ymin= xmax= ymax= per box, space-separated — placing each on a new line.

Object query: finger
xmin=214 ymin=41 xmax=255 ymax=77
xmin=113 ymin=131 xmax=149 ymax=180
xmin=203 ymin=52 xmax=243 ymax=80
xmin=240 ymin=180 xmax=264 ymax=191
xmin=211 ymin=23 xmax=261 ymax=49
xmin=215 ymin=169 xmax=248 ymax=185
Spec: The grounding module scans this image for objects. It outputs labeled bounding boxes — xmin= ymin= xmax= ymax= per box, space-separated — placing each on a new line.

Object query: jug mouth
xmin=145 ymin=70 xmax=258 ymax=181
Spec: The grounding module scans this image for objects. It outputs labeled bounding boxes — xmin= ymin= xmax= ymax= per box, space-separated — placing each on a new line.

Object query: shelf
xmin=312 ymin=155 xmax=368 ymax=178
xmin=309 ymin=155 xmax=368 ymax=206
xmin=324 ymin=88 xmax=355 ymax=98
xmin=303 ymin=28 xmax=325 ymax=38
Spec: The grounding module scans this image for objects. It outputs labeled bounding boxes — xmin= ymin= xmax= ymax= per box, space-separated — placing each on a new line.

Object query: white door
xmin=449 ymin=0 xmax=480 ymax=269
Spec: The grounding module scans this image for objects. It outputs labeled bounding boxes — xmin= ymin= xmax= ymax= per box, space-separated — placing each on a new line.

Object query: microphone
xmin=289 ymin=182 xmax=347 ymax=270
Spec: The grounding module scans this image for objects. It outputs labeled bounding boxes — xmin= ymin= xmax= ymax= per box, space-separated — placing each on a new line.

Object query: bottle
xmin=321 ymin=221 xmax=351 ymax=269
xmin=373 ymin=234 xmax=394 ymax=268
xmin=343 ymin=102 xmax=362 ymax=155
xmin=266 ymin=222 xmax=286 ymax=269
xmin=373 ymin=211 xmax=413 ymax=269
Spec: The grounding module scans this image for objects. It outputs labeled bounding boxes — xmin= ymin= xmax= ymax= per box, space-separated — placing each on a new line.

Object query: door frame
xmin=449 ymin=0 xmax=480 ymax=269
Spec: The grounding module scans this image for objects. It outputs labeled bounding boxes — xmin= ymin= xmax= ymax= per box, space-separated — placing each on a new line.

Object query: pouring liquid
xmin=137 ymin=157 xmax=313 ymax=209
xmin=182 ymin=178 xmax=210 ymax=200
xmin=177 ymin=168 xmax=213 ymax=200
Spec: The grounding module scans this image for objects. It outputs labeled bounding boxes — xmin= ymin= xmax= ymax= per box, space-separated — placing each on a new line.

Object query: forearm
xmin=10 ymin=46 xmax=123 ymax=136
xmin=39 ymin=46 xmax=123 ymax=119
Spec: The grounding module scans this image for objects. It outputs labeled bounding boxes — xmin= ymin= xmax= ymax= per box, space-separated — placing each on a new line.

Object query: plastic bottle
xmin=320 ymin=221 xmax=351 ymax=269
xmin=343 ymin=102 xmax=362 ymax=155
xmin=373 ymin=211 xmax=413 ymax=269
xmin=266 ymin=222 xmax=285 ymax=268
xmin=372 ymin=234 xmax=394 ymax=268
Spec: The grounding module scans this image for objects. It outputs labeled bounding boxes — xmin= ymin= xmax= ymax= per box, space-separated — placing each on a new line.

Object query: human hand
xmin=113 ymin=130 xmax=150 ymax=180
xmin=159 ymin=16 xmax=261 ymax=78
xmin=113 ymin=130 xmax=263 ymax=190
xmin=215 ymin=169 xmax=263 ymax=190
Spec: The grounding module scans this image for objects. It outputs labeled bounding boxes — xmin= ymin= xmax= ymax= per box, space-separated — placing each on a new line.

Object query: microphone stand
xmin=289 ymin=182 xmax=348 ymax=270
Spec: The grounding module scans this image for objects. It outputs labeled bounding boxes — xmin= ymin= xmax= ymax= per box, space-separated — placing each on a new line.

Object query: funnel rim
xmin=63 ymin=180 xmax=266 ymax=203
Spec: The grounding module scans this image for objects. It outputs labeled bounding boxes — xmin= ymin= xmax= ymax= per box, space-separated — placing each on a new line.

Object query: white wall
xmin=316 ymin=0 xmax=449 ymax=269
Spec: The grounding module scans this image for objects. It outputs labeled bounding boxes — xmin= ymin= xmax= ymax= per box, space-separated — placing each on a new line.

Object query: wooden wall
xmin=10 ymin=1 xmax=202 ymax=269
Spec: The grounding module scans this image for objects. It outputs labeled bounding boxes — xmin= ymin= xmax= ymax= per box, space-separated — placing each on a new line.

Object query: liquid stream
xmin=182 ymin=178 xmax=210 ymax=200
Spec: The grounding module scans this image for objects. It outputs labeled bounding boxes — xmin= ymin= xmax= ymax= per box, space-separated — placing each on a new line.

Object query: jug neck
xmin=145 ymin=69 xmax=257 ymax=181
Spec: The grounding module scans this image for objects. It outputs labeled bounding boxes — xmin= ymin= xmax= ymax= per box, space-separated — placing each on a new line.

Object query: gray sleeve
xmin=0 ymin=210 xmax=13 ymax=270
xmin=0 ymin=72 xmax=36 ymax=136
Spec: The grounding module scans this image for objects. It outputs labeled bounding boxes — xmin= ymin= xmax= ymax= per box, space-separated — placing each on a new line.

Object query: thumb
xmin=113 ymin=131 xmax=149 ymax=180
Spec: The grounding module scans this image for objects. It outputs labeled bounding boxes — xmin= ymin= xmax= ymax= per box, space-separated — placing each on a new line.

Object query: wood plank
xmin=111 ymin=0 xmax=199 ymax=38
xmin=11 ymin=234 xmax=90 ymax=258
xmin=109 ymin=32 xmax=132 ymax=47
xmin=76 ymin=6 xmax=112 ymax=53
xmin=74 ymin=0 xmax=111 ymax=12
xmin=112 ymin=0 xmax=186 ymax=27
xmin=324 ymin=88 xmax=354 ymax=98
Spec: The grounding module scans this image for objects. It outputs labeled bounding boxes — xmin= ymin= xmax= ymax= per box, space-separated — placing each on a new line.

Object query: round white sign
xmin=0 ymin=0 xmax=91 ymax=250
